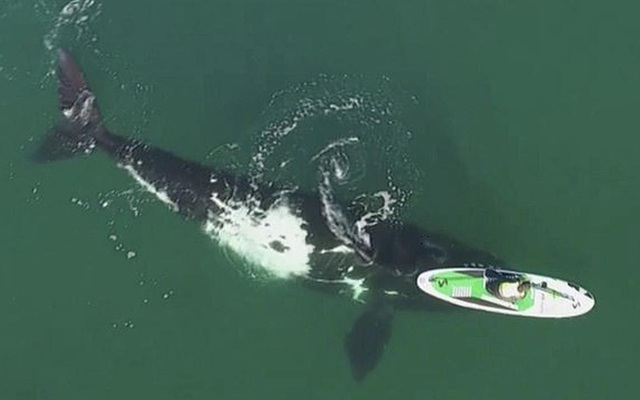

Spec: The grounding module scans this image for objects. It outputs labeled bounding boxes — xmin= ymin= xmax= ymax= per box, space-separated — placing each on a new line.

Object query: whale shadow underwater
xmin=36 ymin=49 xmax=507 ymax=381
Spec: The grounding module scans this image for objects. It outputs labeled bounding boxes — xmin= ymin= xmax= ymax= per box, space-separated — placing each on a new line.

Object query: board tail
xmin=34 ymin=49 xmax=106 ymax=162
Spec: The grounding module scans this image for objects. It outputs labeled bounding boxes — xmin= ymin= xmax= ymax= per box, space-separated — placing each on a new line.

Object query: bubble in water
xmin=162 ymin=290 xmax=173 ymax=299
xmin=250 ymin=74 xmax=420 ymax=227
xmin=37 ymin=0 xmax=103 ymax=80
xmin=224 ymin=75 xmax=423 ymax=271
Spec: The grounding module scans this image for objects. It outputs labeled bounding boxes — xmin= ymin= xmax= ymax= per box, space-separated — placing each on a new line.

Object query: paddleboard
xmin=416 ymin=267 xmax=595 ymax=318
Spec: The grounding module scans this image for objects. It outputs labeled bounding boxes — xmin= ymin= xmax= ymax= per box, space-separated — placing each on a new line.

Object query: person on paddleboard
xmin=484 ymin=269 xmax=531 ymax=303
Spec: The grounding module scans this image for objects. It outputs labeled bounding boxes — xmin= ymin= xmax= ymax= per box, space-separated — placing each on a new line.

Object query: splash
xmin=250 ymin=74 xmax=418 ymax=208
xmin=311 ymin=137 xmax=364 ymax=186
xmin=36 ymin=0 xmax=102 ymax=78
xmin=246 ymin=74 xmax=421 ymax=273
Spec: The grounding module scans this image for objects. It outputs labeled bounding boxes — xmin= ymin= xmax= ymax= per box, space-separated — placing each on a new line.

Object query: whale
xmin=36 ymin=49 xmax=505 ymax=380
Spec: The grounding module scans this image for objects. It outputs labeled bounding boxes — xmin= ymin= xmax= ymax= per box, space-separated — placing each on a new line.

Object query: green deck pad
xmin=429 ymin=271 xmax=535 ymax=311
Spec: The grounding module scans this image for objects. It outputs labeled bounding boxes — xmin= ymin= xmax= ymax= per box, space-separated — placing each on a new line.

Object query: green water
xmin=1 ymin=1 xmax=639 ymax=399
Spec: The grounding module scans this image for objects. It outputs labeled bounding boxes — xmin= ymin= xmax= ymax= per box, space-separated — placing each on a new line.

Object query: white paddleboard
xmin=417 ymin=267 xmax=595 ymax=318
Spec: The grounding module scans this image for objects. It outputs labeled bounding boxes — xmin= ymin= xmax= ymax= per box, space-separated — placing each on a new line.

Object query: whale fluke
xmin=34 ymin=49 xmax=105 ymax=162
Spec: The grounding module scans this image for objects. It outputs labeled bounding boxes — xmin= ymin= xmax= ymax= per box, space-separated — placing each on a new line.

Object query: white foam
xmin=319 ymin=171 xmax=375 ymax=258
xmin=41 ymin=0 xmax=102 ymax=76
xmin=353 ymin=190 xmax=398 ymax=247
xmin=310 ymin=137 xmax=360 ymax=162
xmin=342 ymin=277 xmax=368 ymax=301
xmin=204 ymin=194 xmax=314 ymax=279
xmin=320 ymin=245 xmax=354 ymax=254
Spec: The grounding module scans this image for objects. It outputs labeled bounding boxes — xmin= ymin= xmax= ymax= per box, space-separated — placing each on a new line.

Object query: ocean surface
xmin=1 ymin=1 xmax=638 ymax=399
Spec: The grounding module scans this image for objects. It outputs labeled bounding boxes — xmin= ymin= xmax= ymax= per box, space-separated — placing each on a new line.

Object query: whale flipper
xmin=344 ymin=302 xmax=394 ymax=381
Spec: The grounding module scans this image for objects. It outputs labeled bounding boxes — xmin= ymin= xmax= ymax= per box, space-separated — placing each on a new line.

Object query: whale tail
xmin=34 ymin=49 xmax=106 ymax=162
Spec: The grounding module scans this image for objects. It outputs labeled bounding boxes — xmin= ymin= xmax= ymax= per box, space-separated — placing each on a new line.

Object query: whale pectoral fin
xmin=344 ymin=302 xmax=394 ymax=381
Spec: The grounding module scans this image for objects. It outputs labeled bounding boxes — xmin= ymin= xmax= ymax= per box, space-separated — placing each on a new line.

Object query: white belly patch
xmin=122 ymin=162 xmax=316 ymax=279
xmin=122 ymin=164 xmax=178 ymax=212
xmin=204 ymin=193 xmax=314 ymax=279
